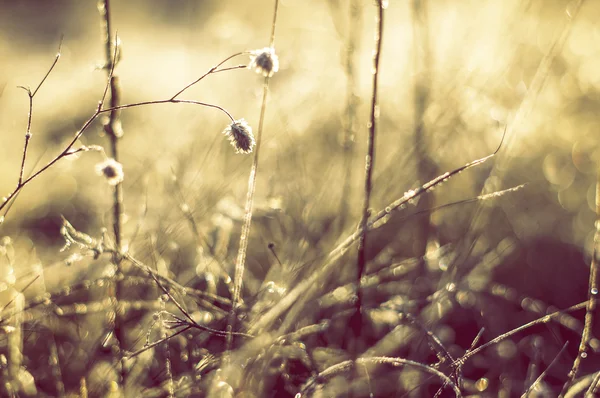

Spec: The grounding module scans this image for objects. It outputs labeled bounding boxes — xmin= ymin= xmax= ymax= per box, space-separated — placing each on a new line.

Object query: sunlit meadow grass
xmin=0 ymin=1 xmax=599 ymax=397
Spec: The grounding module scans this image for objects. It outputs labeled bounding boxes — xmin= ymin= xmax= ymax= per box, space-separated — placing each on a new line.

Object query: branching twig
xmin=455 ymin=302 xmax=587 ymax=368
xmin=125 ymin=325 xmax=192 ymax=360
xmin=0 ymin=54 xmax=247 ymax=220
xmin=170 ymin=53 xmax=245 ymax=99
xmin=146 ymin=270 xmax=253 ymax=340
xmin=300 ymin=356 xmax=461 ymax=397
xmin=352 ymin=0 xmax=385 ymax=357
xmin=16 ymin=37 xmax=63 ymax=188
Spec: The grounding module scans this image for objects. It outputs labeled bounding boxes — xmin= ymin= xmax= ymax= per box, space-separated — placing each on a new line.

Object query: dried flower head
xmin=222 ymin=119 xmax=255 ymax=154
xmin=95 ymin=158 xmax=124 ymax=185
xmin=248 ymin=47 xmax=279 ymax=77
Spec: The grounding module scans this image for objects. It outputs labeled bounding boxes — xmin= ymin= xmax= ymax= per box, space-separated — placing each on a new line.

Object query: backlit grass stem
xmin=353 ymin=0 xmax=385 ymax=356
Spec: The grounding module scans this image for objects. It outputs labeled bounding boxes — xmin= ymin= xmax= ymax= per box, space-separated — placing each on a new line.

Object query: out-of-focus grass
xmin=1 ymin=0 xmax=600 ymax=396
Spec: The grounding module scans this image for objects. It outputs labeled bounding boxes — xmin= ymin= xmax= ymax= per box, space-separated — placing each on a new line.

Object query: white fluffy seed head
xmin=95 ymin=158 xmax=124 ymax=185
xmin=248 ymin=47 xmax=279 ymax=78
xmin=222 ymin=119 xmax=255 ymax=154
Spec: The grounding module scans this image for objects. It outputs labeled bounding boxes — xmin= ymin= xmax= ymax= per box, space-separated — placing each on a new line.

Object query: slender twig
xmin=170 ymin=53 xmax=245 ymax=99
xmin=121 ymin=252 xmax=234 ymax=310
xmin=115 ymin=250 xmax=251 ymax=339
xmin=394 ymin=184 xmax=527 ymax=222
xmin=586 ymin=370 xmax=600 ymax=396
xmin=562 ymin=153 xmax=600 ymax=394
xmin=455 ymin=302 xmax=587 ymax=367
xmin=124 ymin=325 xmax=193 ymax=359
xmin=467 ymin=327 xmax=485 ymax=354
xmin=150 ymin=270 xmax=253 ymax=340
xmin=352 ymin=0 xmax=385 ymax=356
xmin=37 ymin=269 xmax=65 ymax=398
xmin=0 ymin=39 xmax=117 ymax=216
xmin=225 ymin=0 xmax=280 ymax=353
xmin=98 ymin=0 xmax=128 ymax=387
xmin=523 ymin=342 xmax=568 ymax=398
xmin=0 ymin=55 xmax=246 ymax=219
xmin=300 ymin=356 xmax=461 ymax=397
xmin=16 ymin=37 xmax=63 ymax=187
xmin=100 ymin=98 xmax=236 ymax=121
xmin=0 ymin=275 xmax=40 ymax=313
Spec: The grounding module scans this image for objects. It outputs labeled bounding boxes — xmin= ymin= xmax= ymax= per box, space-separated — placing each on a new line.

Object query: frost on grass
xmin=248 ymin=47 xmax=279 ymax=77
xmin=95 ymin=158 xmax=124 ymax=185
xmin=222 ymin=119 xmax=255 ymax=154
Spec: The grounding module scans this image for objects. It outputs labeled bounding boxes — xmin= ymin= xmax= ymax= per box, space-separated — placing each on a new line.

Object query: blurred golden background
xmin=1 ymin=0 xmax=598 ymax=290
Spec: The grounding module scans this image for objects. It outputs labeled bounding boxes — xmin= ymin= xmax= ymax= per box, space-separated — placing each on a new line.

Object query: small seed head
xmin=248 ymin=47 xmax=279 ymax=77
xmin=95 ymin=158 xmax=124 ymax=185
xmin=222 ymin=119 xmax=255 ymax=154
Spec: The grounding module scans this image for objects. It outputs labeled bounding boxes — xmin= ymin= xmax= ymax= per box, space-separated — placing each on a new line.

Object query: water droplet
xmin=581 ymin=352 xmax=588 ymax=359
xmin=591 ymin=288 xmax=598 ymax=295
xmin=475 ymin=377 xmax=489 ymax=392
xmin=446 ymin=282 xmax=456 ymax=292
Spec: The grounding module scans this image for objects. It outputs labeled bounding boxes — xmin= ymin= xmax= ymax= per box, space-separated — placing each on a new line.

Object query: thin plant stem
xmin=523 ymin=342 xmax=568 ymax=397
xmin=98 ymin=0 xmax=127 ymax=387
xmin=455 ymin=302 xmax=587 ymax=367
xmin=0 ymin=58 xmax=245 ymax=219
xmin=352 ymin=0 xmax=385 ymax=355
xmin=586 ymin=371 xmax=600 ymax=396
xmin=16 ymin=37 xmax=63 ymax=187
xmin=100 ymin=98 xmax=237 ymax=121
xmin=269 ymin=0 xmax=279 ymax=48
xmin=225 ymin=0 xmax=280 ymax=354
xmin=300 ymin=356 xmax=461 ymax=397
xmin=125 ymin=325 xmax=193 ymax=359
xmin=562 ymin=161 xmax=600 ymax=394
xmin=170 ymin=54 xmax=245 ymax=99
xmin=37 ymin=269 xmax=66 ymax=397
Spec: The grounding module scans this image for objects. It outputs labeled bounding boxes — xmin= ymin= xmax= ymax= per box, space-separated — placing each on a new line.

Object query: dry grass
xmin=0 ymin=0 xmax=599 ymax=396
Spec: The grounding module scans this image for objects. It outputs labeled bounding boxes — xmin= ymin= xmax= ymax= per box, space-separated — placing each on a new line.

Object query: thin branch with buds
xmin=16 ymin=36 xmax=63 ymax=188
xmin=0 ymin=53 xmax=249 ymax=221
